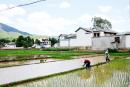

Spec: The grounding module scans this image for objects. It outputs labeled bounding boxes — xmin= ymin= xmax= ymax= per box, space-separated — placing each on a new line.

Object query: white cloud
xmin=126 ymin=5 xmax=130 ymax=10
xmin=14 ymin=11 xmax=76 ymax=35
xmin=0 ymin=15 xmax=11 ymax=23
xmin=0 ymin=4 xmax=26 ymax=26
xmin=78 ymin=14 xmax=93 ymax=27
xmin=127 ymin=5 xmax=129 ymax=9
xmin=59 ymin=1 xmax=71 ymax=8
xmin=98 ymin=6 xmax=112 ymax=13
xmin=0 ymin=4 xmax=26 ymax=17
xmin=79 ymin=14 xmax=92 ymax=22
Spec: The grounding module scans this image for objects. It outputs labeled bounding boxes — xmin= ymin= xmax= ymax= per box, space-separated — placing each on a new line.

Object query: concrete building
xmin=115 ymin=32 xmax=130 ymax=49
xmin=92 ymin=32 xmax=130 ymax=50
xmin=33 ymin=38 xmax=51 ymax=48
xmin=5 ymin=42 xmax=16 ymax=48
xmin=59 ymin=27 xmax=117 ymax=49
xmin=40 ymin=38 xmax=51 ymax=48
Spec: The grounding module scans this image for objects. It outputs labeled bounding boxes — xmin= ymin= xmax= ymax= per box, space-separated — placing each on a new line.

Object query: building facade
xmin=59 ymin=27 xmax=117 ymax=49
xmin=92 ymin=32 xmax=130 ymax=50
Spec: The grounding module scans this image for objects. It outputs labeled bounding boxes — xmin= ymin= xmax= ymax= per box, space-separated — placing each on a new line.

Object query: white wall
xmin=59 ymin=29 xmax=93 ymax=47
xmin=100 ymin=32 xmax=105 ymax=36
xmin=59 ymin=40 xmax=69 ymax=47
xmin=74 ymin=29 xmax=93 ymax=47
xmin=117 ymin=35 xmax=126 ymax=48
xmin=5 ymin=45 xmax=16 ymax=48
xmin=125 ymin=35 xmax=130 ymax=48
xmin=92 ymin=36 xmax=116 ymax=50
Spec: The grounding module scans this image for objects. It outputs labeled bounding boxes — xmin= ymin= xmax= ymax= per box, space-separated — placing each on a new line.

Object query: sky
xmin=0 ymin=0 xmax=129 ymax=36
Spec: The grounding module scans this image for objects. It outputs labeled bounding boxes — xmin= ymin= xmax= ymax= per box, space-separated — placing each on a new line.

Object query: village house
xmin=32 ymin=38 xmax=51 ymax=48
xmin=59 ymin=27 xmax=117 ymax=49
xmin=40 ymin=38 xmax=51 ymax=48
xmin=5 ymin=42 xmax=16 ymax=48
xmin=92 ymin=32 xmax=130 ymax=50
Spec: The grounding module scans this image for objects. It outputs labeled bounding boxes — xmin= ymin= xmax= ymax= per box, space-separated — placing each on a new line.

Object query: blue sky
xmin=0 ymin=0 xmax=129 ymax=35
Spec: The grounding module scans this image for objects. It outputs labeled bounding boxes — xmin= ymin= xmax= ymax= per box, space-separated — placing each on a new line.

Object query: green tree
xmin=25 ymin=36 xmax=34 ymax=47
xmin=16 ymin=36 xmax=24 ymax=47
xmin=22 ymin=40 xmax=28 ymax=48
xmin=12 ymin=39 xmax=16 ymax=42
xmin=16 ymin=36 xmax=34 ymax=48
xmin=92 ymin=17 xmax=112 ymax=30
xmin=35 ymin=39 xmax=41 ymax=45
xmin=49 ymin=38 xmax=58 ymax=47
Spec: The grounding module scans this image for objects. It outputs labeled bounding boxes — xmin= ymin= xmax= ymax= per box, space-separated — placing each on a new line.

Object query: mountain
xmin=0 ymin=23 xmax=30 ymax=39
xmin=0 ymin=23 xmax=49 ymax=40
xmin=0 ymin=23 xmax=30 ymax=35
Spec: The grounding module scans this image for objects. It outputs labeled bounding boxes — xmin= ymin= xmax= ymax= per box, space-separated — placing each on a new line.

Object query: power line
xmin=0 ymin=0 xmax=46 ymax=12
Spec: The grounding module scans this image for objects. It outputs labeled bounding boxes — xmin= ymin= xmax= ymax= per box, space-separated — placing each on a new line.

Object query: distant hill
xmin=0 ymin=23 xmax=49 ymax=40
xmin=0 ymin=23 xmax=30 ymax=35
xmin=0 ymin=23 xmax=30 ymax=39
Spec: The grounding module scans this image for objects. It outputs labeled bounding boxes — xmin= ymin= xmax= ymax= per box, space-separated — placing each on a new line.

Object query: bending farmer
xmin=83 ymin=59 xmax=91 ymax=69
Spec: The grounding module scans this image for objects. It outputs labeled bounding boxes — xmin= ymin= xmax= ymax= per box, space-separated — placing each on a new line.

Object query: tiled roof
xmin=75 ymin=27 xmax=117 ymax=33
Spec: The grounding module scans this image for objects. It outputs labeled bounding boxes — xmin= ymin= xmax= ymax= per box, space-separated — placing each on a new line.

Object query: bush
xmin=41 ymin=48 xmax=75 ymax=51
xmin=128 ymin=49 xmax=130 ymax=53
xmin=108 ymin=48 xmax=118 ymax=53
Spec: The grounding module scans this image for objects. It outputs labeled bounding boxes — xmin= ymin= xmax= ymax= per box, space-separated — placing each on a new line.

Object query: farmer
xmin=105 ymin=49 xmax=110 ymax=62
xmin=83 ymin=59 xmax=91 ymax=69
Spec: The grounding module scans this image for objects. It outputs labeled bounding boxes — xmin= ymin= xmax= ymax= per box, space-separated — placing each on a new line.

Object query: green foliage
xmin=0 ymin=29 xmax=21 ymax=40
xmin=49 ymin=38 xmax=58 ymax=47
xmin=0 ymin=39 xmax=10 ymax=48
xmin=12 ymin=39 xmax=16 ymax=42
xmin=35 ymin=39 xmax=41 ymax=45
xmin=92 ymin=17 xmax=112 ymax=30
xmin=0 ymin=49 xmax=96 ymax=60
xmin=108 ymin=48 xmax=118 ymax=53
xmin=42 ymin=48 xmax=75 ymax=51
xmin=16 ymin=36 xmax=34 ymax=48
xmin=16 ymin=36 xmax=24 ymax=47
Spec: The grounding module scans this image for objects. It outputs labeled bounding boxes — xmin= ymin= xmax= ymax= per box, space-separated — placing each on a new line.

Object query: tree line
xmin=0 ymin=35 xmax=58 ymax=48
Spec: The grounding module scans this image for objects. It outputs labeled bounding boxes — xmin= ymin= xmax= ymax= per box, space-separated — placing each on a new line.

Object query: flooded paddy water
xmin=11 ymin=59 xmax=130 ymax=87
xmin=0 ymin=59 xmax=57 ymax=68
xmin=0 ymin=55 xmax=56 ymax=68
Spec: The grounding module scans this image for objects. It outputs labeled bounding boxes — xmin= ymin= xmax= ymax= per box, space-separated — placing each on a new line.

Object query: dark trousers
xmin=106 ymin=56 xmax=110 ymax=62
xmin=85 ymin=62 xmax=90 ymax=68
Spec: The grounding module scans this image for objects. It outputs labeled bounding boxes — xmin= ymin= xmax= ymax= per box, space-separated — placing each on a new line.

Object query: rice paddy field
xmin=0 ymin=49 xmax=96 ymax=60
xmin=9 ymin=59 xmax=130 ymax=87
xmin=0 ymin=49 xmax=130 ymax=60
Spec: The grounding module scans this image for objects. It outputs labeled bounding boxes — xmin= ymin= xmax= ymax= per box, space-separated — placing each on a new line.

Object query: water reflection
xmin=0 ymin=59 xmax=56 ymax=68
xmin=12 ymin=63 xmax=130 ymax=87
xmin=0 ymin=55 xmax=50 ymax=62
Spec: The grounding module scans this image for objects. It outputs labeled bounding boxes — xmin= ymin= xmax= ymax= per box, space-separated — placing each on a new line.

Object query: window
xmin=94 ymin=33 xmax=100 ymax=37
xmin=115 ymin=37 xmax=120 ymax=43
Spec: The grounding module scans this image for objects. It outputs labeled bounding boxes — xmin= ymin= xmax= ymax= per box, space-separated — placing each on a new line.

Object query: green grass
xmin=0 ymin=49 xmax=130 ymax=61
xmin=0 ymin=49 xmax=96 ymax=60
xmin=106 ymin=59 xmax=130 ymax=73
xmin=110 ymin=52 xmax=130 ymax=57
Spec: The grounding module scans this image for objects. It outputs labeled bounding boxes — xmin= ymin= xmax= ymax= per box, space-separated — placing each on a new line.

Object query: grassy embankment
xmin=0 ymin=49 xmax=130 ymax=61
xmin=0 ymin=49 xmax=97 ymax=61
